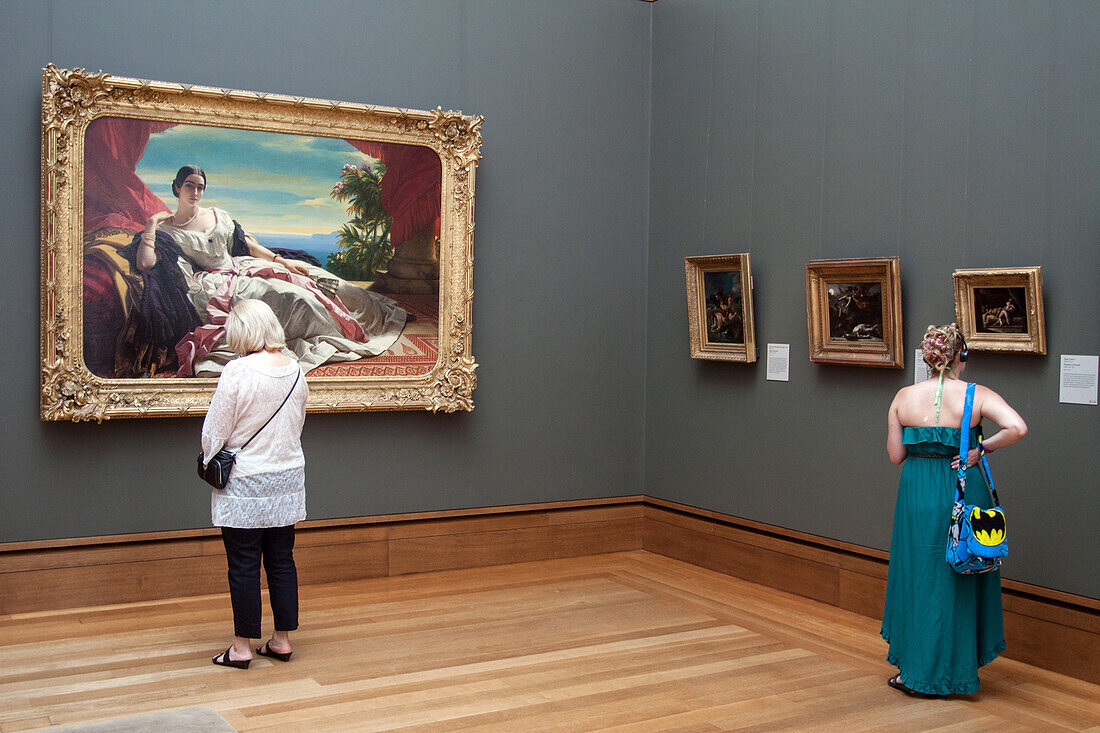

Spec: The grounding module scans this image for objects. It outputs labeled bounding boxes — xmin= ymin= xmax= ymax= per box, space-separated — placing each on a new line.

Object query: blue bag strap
xmin=955 ymin=383 xmax=975 ymax=504
xmin=957 ymin=383 xmax=974 ymax=480
xmin=957 ymin=383 xmax=1003 ymax=508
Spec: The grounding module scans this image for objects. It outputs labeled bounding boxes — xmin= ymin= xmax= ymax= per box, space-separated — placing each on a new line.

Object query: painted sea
xmin=255 ymin=231 xmax=342 ymax=272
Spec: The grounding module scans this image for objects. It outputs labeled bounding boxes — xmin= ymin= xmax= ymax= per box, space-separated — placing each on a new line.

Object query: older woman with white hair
xmin=201 ymin=299 xmax=309 ymax=669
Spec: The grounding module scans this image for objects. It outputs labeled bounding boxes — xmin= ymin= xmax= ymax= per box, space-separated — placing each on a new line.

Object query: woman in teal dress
xmin=882 ymin=323 xmax=1027 ymax=696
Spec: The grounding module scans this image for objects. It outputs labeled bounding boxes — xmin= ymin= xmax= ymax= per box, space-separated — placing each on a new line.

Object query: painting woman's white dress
xmin=163 ymin=207 xmax=407 ymax=375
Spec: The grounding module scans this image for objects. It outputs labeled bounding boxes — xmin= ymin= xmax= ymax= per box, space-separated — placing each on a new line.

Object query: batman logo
xmin=969 ymin=508 xmax=1006 ymax=546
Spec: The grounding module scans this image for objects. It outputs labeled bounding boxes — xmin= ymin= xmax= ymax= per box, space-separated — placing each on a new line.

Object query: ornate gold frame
xmin=684 ymin=254 xmax=756 ymax=362
xmin=41 ymin=65 xmax=480 ymax=421
xmin=805 ymin=257 xmax=903 ymax=369
xmin=953 ymin=266 xmax=1045 ymax=354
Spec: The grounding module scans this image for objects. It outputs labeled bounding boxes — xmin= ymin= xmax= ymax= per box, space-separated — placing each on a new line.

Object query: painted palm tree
xmin=327 ymin=161 xmax=393 ymax=281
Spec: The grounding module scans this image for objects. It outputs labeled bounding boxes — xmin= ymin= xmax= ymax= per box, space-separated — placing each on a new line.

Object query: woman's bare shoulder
xmin=972 ymin=381 xmax=995 ymax=396
xmin=973 ymin=382 xmax=1010 ymax=408
xmin=892 ymin=380 xmax=930 ymax=404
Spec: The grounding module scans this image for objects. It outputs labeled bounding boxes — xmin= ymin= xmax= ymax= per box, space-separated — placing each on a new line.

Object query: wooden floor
xmin=0 ymin=551 xmax=1096 ymax=732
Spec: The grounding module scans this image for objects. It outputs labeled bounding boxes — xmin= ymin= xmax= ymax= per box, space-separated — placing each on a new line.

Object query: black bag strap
xmin=976 ymin=422 xmax=1000 ymax=506
xmin=238 ymin=368 xmax=300 ymax=451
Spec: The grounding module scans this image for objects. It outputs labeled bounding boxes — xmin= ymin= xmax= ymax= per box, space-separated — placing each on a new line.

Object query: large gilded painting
xmin=41 ymin=65 xmax=480 ymax=421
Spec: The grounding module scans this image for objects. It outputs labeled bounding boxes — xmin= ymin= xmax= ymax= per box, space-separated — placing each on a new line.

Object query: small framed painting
xmin=805 ymin=257 xmax=903 ymax=368
xmin=953 ymin=267 xmax=1046 ymax=354
xmin=684 ymin=254 xmax=756 ymax=363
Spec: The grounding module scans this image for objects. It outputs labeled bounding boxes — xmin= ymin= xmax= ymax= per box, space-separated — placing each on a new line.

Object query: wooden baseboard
xmin=1 ymin=495 xmax=1095 ymax=683
xmin=0 ymin=498 xmax=646 ymax=617
xmin=643 ymin=498 xmax=1099 ymax=685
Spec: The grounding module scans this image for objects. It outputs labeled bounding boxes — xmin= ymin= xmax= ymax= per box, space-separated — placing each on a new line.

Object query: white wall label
xmin=1059 ymin=355 xmax=1098 ymax=405
xmin=766 ymin=343 xmax=790 ymax=382
xmin=914 ymin=349 xmax=930 ymax=384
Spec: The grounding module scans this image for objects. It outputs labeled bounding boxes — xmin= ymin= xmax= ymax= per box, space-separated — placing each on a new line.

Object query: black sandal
xmin=212 ymin=647 xmax=251 ymax=669
xmin=888 ymin=674 xmax=932 ymax=698
xmin=256 ymin=641 xmax=292 ymax=662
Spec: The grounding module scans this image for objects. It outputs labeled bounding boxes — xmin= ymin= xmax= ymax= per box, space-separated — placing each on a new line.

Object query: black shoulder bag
xmin=197 ymin=370 xmax=300 ymax=489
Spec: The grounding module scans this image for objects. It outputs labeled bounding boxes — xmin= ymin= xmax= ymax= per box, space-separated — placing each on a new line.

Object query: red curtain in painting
xmin=83 ymin=117 xmax=177 ymax=233
xmin=347 ymin=141 xmax=441 ymax=246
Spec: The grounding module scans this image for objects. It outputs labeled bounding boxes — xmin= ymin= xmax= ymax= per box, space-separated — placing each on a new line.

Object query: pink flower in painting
xmin=332 ymin=182 xmax=344 ymax=193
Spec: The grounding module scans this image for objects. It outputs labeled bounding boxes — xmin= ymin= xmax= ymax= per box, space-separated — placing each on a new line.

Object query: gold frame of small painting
xmin=953 ymin=266 xmax=1046 ymax=354
xmin=805 ymin=257 xmax=903 ymax=369
xmin=684 ymin=254 xmax=756 ymax=363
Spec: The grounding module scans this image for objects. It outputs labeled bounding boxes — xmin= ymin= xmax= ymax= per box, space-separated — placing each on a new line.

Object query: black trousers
xmin=220 ymin=525 xmax=299 ymax=639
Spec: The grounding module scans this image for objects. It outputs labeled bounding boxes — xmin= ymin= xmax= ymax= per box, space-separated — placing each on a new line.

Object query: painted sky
xmin=135 ymin=124 xmax=374 ymax=235
xmin=703 ymin=271 xmax=742 ymax=298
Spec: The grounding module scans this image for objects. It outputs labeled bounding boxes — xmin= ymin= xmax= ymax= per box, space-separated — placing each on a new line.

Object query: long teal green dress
xmin=880 ymin=426 xmax=1006 ymax=695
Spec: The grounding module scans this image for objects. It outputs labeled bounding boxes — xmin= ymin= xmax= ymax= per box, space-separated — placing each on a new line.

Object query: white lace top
xmin=202 ymin=355 xmax=308 ymax=476
xmin=201 ymin=354 xmax=309 ymax=528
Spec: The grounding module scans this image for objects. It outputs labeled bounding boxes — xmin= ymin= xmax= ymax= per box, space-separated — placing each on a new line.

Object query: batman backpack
xmin=946 ymin=382 xmax=1008 ymax=574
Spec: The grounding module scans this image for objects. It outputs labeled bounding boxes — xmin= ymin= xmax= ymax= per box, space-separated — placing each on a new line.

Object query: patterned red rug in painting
xmin=309 ymin=293 xmax=439 ymax=378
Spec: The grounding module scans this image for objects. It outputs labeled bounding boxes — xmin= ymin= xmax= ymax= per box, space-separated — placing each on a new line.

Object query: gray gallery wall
xmin=2 ymin=1 xmax=1097 ymax=600
xmin=0 ymin=0 xmax=651 ymax=541
xmin=645 ymin=0 xmax=1099 ymax=598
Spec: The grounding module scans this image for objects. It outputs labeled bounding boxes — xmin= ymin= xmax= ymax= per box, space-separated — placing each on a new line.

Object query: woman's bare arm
xmin=137 ymin=211 xmax=173 ymax=271
xmin=244 ymin=233 xmax=276 ymax=261
xmin=886 ymin=393 xmax=907 ymax=465
xmin=976 ymin=386 xmax=1027 ymax=452
xmin=245 ymin=234 xmax=311 ymax=276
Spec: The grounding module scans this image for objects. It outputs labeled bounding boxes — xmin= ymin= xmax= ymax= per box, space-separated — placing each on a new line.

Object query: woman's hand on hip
xmin=950 ymin=447 xmax=980 ymax=470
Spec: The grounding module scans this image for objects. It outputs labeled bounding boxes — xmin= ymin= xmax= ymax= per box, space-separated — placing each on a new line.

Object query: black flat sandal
xmin=256 ymin=641 xmax=292 ymax=662
xmin=888 ymin=674 xmax=932 ymax=698
xmin=212 ymin=647 xmax=251 ymax=669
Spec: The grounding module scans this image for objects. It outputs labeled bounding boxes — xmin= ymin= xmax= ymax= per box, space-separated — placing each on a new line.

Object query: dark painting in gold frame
xmin=684 ymin=254 xmax=756 ymax=363
xmin=805 ymin=257 xmax=903 ymax=368
xmin=953 ymin=267 xmax=1046 ymax=354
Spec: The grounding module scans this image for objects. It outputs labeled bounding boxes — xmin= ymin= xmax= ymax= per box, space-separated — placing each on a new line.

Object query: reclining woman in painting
xmin=133 ymin=165 xmax=408 ymax=376
xmin=881 ymin=323 xmax=1027 ymax=696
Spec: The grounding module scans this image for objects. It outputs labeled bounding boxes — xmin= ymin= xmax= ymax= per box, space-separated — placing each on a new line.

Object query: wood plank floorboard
xmin=0 ymin=551 xmax=1095 ymax=732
